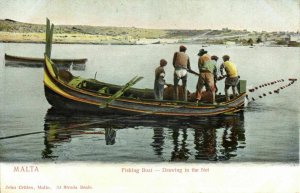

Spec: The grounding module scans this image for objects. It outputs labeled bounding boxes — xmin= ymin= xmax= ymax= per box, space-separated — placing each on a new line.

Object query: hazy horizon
xmin=0 ymin=0 xmax=299 ymax=32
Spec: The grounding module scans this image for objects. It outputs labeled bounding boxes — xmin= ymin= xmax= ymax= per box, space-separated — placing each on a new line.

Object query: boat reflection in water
xmin=43 ymin=108 xmax=245 ymax=162
xmin=152 ymin=116 xmax=245 ymax=162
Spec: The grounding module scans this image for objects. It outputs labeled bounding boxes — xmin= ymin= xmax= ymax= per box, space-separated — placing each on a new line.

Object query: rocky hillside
xmin=0 ymin=19 xmax=205 ymax=39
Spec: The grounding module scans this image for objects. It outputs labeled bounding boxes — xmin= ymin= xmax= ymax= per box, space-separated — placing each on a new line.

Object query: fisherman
xmin=154 ymin=59 xmax=168 ymax=100
xmin=172 ymin=45 xmax=192 ymax=101
xmin=195 ymin=49 xmax=216 ymax=104
xmin=211 ymin=55 xmax=219 ymax=93
xmin=220 ymin=55 xmax=239 ymax=101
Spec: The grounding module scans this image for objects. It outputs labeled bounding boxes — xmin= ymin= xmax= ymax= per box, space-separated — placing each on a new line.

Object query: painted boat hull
xmin=43 ymin=56 xmax=246 ymax=117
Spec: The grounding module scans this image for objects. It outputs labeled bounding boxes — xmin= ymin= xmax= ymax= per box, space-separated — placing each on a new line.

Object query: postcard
xmin=0 ymin=0 xmax=299 ymax=192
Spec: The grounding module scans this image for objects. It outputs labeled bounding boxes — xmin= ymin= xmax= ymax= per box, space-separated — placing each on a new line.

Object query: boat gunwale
xmin=5 ymin=53 xmax=88 ymax=63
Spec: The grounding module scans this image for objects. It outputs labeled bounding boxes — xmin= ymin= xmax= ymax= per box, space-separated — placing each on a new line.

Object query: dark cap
xmin=197 ymin=49 xmax=208 ymax=56
xmin=222 ymin=55 xmax=230 ymax=61
xmin=160 ymin=59 xmax=167 ymax=66
xmin=211 ymin=55 xmax=219 ymax=61
xmin=179 ymin=45 xmax=187 ymax=52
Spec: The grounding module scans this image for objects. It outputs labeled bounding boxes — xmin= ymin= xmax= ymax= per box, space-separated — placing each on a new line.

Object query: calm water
xmin=0 ymin=43 xmax=299 ymax=163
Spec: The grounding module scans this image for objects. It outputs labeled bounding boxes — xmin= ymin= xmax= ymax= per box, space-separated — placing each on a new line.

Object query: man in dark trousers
xmin=211 ymin=55 xmax=219 ymax=93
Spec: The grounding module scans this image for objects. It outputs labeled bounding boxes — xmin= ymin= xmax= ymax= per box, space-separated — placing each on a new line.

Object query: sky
xmin=0 ymin=0 xmax=299 ymax=32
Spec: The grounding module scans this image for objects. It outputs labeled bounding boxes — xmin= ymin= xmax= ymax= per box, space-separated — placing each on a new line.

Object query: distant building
xmin=264 ymin=41 xmax=276 ymax=46
xmin=125 ymin=35 xmax=133 ymax=41
xmin=290 ymin=34 xmax=300 ymax=42
xmin=225 ymin=41 xmax=236 ymax=45
xmin=283 ymin=34 xmax=291 ymax=44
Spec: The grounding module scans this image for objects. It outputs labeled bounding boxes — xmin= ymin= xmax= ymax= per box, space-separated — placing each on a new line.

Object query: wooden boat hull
xmin=5 ymin=53 xmax=87 ymax=70
xmin=44 ymin=56 xmax=246 ymax=117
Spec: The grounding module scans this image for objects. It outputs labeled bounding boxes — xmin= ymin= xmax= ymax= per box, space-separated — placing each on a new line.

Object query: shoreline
xmin=0 ymin=40 xmax=297 ymax=47
xmin=0 ymin=40 xmax=137 ymax=45
xmin=0 ymin=32 xmax=298 ymax=47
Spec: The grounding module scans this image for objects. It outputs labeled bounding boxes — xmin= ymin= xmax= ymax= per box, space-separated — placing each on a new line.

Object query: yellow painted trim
xmin=44 ymin=70 xmax=99 ymax=105
xmin=221 ymin=93 xmax=246 ymax=105
xmin=154 ymin=108 xmax=235 ymax=116
xmin=109 ymin=104 xmax=234 ymax=116
xmin=45 ymin=56 xmax=57 ymax=78
xmin=109 ymin=105 xmax=150 ymax=113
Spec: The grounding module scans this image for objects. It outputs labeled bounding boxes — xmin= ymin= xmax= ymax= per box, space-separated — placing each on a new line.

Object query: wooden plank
xmin=100 ymin=76 xmax=143 ymax=108
xmin=45 ymin=18 xmax=54 ymax=58
xmin=238 ymin=80 xmax=247 ymax=93
xmin=45 ymin=18 xmax=50 ymax=57
xmin=48 ymin=24 xmax=54 ymax=58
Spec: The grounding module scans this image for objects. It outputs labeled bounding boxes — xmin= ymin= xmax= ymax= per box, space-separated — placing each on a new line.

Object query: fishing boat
xmin=5 ymin=53 xmax=87 ymax=70
xmin=43 ymin=19 xmax=247 ymax=117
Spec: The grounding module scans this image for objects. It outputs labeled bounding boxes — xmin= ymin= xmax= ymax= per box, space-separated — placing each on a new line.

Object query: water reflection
xmin=170 ymin=128 xmax=190 ymax=161
xmin=43 ymin=108 xmax=245 ymax=161
xmin=193 ymin=117 xmax=245 ymax=161
xmin=151 ymin=128 xmax=165 ymax=157
xmin=105 ymin=128 xmax=116 ymax=145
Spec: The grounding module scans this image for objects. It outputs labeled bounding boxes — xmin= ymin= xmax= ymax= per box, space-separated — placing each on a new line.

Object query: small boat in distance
xmin=5 ymin=53 xmax=87 ymax=70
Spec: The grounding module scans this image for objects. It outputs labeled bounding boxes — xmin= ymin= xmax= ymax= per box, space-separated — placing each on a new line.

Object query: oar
xmin=99 ymin=76 xmax=144 ymax=108
xmin=188 ymin=69 xmax=200 ymax=76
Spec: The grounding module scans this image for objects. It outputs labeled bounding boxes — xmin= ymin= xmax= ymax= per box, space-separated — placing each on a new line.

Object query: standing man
xmin=211 ymin=55 xmax=219 ymax=93
xmin=154 ymin=59 xmax=168 ymax=100
xmin=172 ymin=45 xmax=192 ymax=101
xmin=220 ymin=55 xmax=239 ymax=101
xmin=195 ymin=49 xmax=216 ymax=104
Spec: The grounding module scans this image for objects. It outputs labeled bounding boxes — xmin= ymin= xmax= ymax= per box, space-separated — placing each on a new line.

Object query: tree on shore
xmin=256 ymin=37 xmax=262 ymax=43
xmin=247 ymin=38 xmax=253 ymax=46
